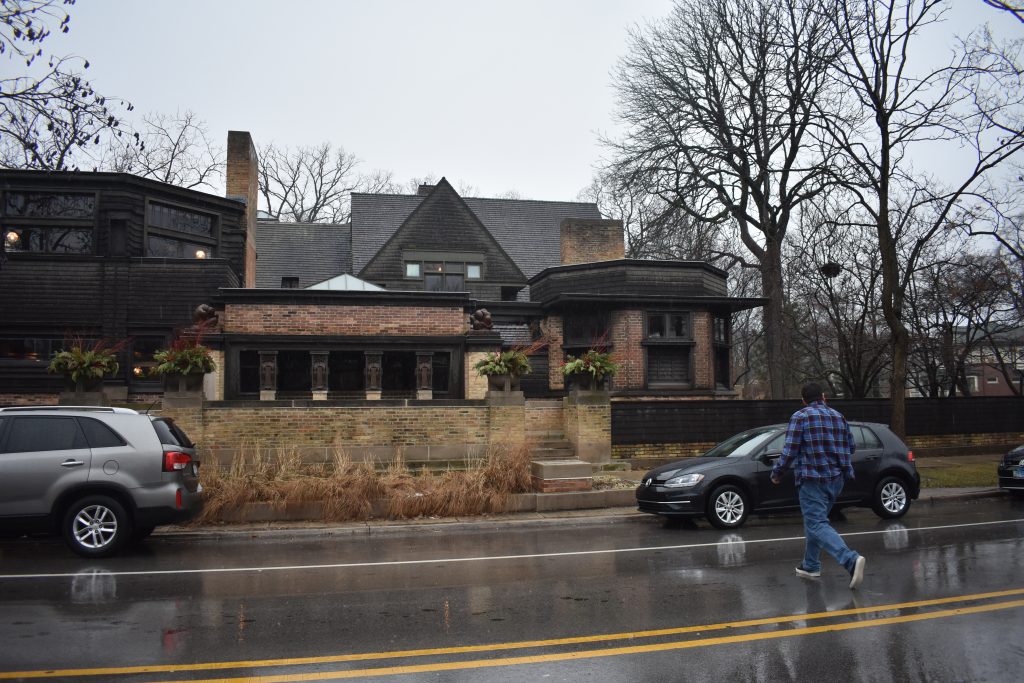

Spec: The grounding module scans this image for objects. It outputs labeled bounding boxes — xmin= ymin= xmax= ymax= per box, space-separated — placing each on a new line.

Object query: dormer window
xmin=403 ymin=251 xmax=484 ymax=291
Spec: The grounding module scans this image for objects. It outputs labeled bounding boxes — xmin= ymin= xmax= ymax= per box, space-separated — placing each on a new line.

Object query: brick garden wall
xmin=223 ymin=304 xmax=466 ymax=336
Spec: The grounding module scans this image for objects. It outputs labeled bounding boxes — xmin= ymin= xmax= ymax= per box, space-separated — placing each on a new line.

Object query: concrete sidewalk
xmin=159 ymin=485 xmax=1008 ymax=540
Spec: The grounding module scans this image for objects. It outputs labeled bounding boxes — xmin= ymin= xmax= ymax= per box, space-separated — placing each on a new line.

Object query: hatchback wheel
xmin=706 ymin=485 xmax=749 ymax=529
xmin=872 ymin=476 xmax=911 ymax=519
xmin=62 ymin=496 xmax=131 ymax=558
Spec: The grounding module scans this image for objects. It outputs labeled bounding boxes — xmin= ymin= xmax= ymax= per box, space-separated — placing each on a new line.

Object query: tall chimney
xmin=226 ymin=131 xmax=258 ymax=288
xmin=560 ymin=218 xmax=625 ymax=265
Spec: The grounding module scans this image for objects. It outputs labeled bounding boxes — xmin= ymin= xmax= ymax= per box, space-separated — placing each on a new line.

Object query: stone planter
xmin=58 ymin=377 xmax=106 ymax=406
xmin=163 ymin=372 xmax=205 ymax=393
xmin=486 ymin=373 xmax=521 ymax=392
xmin=566 ymin=373 xmax=608 ymax=392
xmin=161 ymin=372 xmax=206 ymax=407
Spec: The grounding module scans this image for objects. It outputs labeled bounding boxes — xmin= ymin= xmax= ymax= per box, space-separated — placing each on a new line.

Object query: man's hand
xmin=770 ymin=473 xmax=781 ymax=485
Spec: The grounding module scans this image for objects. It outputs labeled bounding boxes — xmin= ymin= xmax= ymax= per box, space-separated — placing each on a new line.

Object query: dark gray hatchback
xmin=636 ymin=421 xmax=920 ymax=529
xmin=0 ymin=406 xmax=202 ymax=557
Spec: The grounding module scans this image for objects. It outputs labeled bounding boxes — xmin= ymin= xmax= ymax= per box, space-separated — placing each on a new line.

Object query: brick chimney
xmin=417 ymin=183 xmax=435 ymax=196
xmin=560 ymin=218 xmax=625 ymax=265
xmin=226 ymin=131 xmax=258 ymax=288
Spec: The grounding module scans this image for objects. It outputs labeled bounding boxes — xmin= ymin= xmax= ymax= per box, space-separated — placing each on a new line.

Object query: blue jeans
xmin=798 ymin=477 xmax=859 ymax=573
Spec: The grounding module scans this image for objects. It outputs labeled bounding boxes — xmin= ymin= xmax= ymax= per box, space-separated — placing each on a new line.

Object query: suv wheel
xmin=706 ymin=484 xmax=749 ymax=529
xmin=872 ymin=476 xmax=911 ymax=519
xmin=62 ymin=496 xmax=132 ymax=558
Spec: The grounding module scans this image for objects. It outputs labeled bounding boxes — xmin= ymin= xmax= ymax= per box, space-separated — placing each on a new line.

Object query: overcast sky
xmin=46 ymin=0 xmax=1023 ymax=202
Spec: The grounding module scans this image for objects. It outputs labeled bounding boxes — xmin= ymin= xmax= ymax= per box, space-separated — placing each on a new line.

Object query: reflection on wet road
xmin=1 ymin=497 xmax=1022 ymax=681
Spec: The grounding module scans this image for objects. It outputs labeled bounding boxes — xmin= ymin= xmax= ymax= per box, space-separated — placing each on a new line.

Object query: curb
xmin=157 ymin=487 xmax=1008 ymax=541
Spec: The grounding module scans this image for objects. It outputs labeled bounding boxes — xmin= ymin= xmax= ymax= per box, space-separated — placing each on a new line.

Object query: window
xmin=129 ymin=336 xmax=164 ymax=386
xmin=647 ymin=346 xmax=691 ymax=385
xmin=281 ymin=277 xmax=299 ymax=289
xmin=564 ymin=312 xmax=610 ymax=348
xmin=432 ymin=352 xmax=451 ymax=393
xmin=145 ymin=201 xmax=216 ymax=259
xmin=2 ymin=191 xmax=96 ymax=255
xmin=853 ymin=426 xmax=883 ymax=450
xmin=404 ymin=257 xmax=482 ymax=291
xmin=987 ymin=376 xmax=999 ymax=384
xmin=0 ymin=337 xmax=64 ymax=362
xmin=647 ymin=312 xmax=690 ymax=340
xmin=713 ymin=315 xmax=730 ymax=389
xmin=78 ymin=418 xmax=126 ymax=448
xmin=645 ymin=311 xmax=693 ymax=387
xmin=4 ymin=417 xmax=87 ymax=453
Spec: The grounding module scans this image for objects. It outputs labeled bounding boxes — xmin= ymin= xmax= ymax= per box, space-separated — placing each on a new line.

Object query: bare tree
xmin=100 ymin=110 xmax=223 ymax=191
xmin=820 ymin=0 xmax=1024 ymax=435
xmin=257 ymin=142 xmax=398 ymax=223
xmin=982 ymin=0 xmax=1024 ymax=22
xmin=0 ymin=0 xmax=131 ymax=171
xmin=607 ymin=0 xmax=842 ymax=399
xmin=579 ymin=171 xmax=729 ymax=261
xmin=788 ymin=217 xmax=891 ymax=398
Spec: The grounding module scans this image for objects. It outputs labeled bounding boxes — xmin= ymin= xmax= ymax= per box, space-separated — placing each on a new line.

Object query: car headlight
xmin=663 ymin=472 xmax=705 ymax=488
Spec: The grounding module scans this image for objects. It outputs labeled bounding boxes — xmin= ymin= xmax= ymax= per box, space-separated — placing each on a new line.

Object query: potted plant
xmin=474 ymin=340 xmax=545 ymax=392
xmin=48 ymin=338 xmax=124 ymax=394
xmin=561 ymin=349 xmax=619 ymax=391
xmin=151 ymin=332 xmax=217 ymax=394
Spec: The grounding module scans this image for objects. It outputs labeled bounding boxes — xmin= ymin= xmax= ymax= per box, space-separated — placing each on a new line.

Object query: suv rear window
xmin=152 ymin=418 xmax=194 ymax=448
xmin=78 ymin=417 xmax=127 ymax=448
xmin=3 ymin=416 xmax=88 ymax=453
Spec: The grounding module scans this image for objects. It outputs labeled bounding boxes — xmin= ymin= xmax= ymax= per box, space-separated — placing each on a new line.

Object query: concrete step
xmin=530 ymin=447 xmax=577 ymax=461
xmin=529 ymin=459 xmax=594 ymax=480
xmin=528 ymin=431 xmax=566 ymax=441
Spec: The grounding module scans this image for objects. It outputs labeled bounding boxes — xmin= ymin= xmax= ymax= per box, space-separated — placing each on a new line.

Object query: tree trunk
xmin=762 ymin=241 xmax=787 ymax=400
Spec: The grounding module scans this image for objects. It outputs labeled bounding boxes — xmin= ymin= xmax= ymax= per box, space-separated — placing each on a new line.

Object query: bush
xmin=48 ymin=337 xmax=124 ymax=384
xmin=561 ymin=349 xmax=619 ymax=381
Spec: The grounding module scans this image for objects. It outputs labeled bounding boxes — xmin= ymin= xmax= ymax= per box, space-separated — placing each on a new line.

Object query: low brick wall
xmin=0 ymin=393 xmax=60 ymax=406
xmin=162 ymin=401 xmax=495 ymax=466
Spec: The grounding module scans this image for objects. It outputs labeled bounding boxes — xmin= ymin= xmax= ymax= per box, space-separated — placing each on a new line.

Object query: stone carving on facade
xmin=311 ymin=352 xmax=328 ymax=391
xmin=192 ymin=303 xmax=220 ymax=328
xmin=259 ymin=353 xmax=277 ymax=391
xmin=364 ymin=352 xmax=382 ymax=391
xmin=470 ymin=308 xmax=493 ymax=330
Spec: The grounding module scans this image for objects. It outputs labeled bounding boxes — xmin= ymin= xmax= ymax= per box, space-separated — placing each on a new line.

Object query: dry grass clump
xmin=195 ymin=441 xmax=533 ymax=525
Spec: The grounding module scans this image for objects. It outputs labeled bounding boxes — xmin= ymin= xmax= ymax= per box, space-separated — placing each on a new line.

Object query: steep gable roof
xmin=358 ymin=178 xmax=525 ymax=283
xmin=350 ymin=187 xmax=602 ymax=278
xmin=254 ymin=220 xmax=351 ymax=288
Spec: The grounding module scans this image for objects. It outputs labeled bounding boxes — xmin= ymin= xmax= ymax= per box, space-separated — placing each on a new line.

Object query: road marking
xmin=3 ymin=588 xmax=1022 ymax=680
xmin=1 ymin=516 xmax=1022 ymax=580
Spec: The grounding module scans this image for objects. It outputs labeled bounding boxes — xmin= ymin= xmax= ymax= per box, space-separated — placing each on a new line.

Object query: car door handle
xmin=61 ymin=459 xmax=85 ymax=468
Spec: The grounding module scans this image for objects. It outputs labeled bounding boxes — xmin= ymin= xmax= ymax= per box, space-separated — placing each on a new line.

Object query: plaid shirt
xmin=771 ymin=400 xmax=855 ymax=485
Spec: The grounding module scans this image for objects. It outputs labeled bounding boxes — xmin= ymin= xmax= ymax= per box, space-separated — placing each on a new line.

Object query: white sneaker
xmin=849 ymin=555 xmax=866 ymax=589
xmin=795 ymin=565 xmax=820 ymax=578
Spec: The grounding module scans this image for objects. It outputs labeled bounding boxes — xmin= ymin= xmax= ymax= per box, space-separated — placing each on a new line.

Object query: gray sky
xmin=54 ymin=0 xmax=669 ymax=201
xmin=47 ymin=0 xmax=1022 ymax=202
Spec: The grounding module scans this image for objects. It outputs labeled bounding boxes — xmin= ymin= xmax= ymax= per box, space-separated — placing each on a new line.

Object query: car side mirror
xmin=761 ymin=451 xmax=781 ymax=464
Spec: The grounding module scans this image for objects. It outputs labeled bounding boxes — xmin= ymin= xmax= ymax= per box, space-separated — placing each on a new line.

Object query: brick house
xmin=0 ymin=131 xmax=764 ymax=405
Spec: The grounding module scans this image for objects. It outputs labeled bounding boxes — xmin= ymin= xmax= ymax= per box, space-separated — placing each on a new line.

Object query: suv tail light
xmin=163 ymin=450 xmax=192 ymax=472
xmin=906 ymin=450 xmax=914 ymax=462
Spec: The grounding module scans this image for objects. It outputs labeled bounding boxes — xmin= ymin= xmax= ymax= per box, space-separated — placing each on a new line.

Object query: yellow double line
xmin=5 ymin=588 xmax=1023 ymax=682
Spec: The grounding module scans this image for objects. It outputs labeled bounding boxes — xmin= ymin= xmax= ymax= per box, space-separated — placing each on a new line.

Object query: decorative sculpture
xmin=470 ymin=308 xmax=493 ymax=330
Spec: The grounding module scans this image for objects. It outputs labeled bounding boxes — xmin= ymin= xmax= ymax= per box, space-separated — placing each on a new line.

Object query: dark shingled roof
xmin=350 ymin=192 xmax=603 ymax=279
xmin=255 ymin=220 xmax=351 ymax=288
xmin=493 ymin=323 xmax=533 ymax=346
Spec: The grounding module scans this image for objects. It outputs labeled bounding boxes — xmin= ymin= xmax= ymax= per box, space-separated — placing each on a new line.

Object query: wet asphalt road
xmin=1 ymin=496 xmax=1023 ymax=682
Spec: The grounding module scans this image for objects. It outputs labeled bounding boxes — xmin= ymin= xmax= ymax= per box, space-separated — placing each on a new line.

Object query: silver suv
xmin=0 ymin=406 xmax=202 ymax=557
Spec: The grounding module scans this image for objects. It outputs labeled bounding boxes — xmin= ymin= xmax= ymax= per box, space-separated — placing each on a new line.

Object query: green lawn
xmin=919 ymin=463 xmax=998 ymax=489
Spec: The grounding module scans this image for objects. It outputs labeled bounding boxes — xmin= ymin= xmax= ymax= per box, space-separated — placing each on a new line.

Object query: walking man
xmin=771 ymin=382 xmax=866 ymax=589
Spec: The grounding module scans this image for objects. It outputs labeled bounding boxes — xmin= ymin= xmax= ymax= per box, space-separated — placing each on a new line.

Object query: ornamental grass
xmin=194 ymin=440 xmax=533 ymax=525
